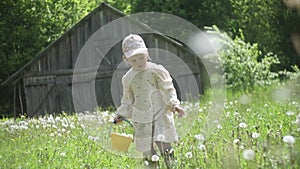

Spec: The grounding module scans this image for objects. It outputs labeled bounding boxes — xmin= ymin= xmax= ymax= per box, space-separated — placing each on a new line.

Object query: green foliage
xmin=126 ymin=0 xmax=300 ymax=70
xmin=0 ymin=0 xmax=101 ymax=80
xmin=205 ymin=26 xmax=281 ymax=91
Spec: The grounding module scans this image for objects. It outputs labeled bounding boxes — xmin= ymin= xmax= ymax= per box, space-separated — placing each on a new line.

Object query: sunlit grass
xmin=0 ymin=84 xmax=299 ymax=168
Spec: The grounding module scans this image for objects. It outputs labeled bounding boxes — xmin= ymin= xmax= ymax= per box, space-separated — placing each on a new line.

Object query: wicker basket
xmin=110 ymin=132 xmax=133 ymax=152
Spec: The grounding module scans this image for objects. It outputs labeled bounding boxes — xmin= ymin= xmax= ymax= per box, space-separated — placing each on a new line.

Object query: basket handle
xmin=112 ymin=116 xmax=133 ymax=127
xmin=110 ymin=117 xmax=134 ymax=142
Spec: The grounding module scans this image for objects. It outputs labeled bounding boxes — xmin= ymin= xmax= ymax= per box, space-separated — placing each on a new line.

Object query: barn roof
xmin=1 ymin=2 xmax=187 ymax=86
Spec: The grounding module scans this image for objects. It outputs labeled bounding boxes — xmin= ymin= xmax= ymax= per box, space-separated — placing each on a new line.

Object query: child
xmin=114 ymin=34 xmax=185 ymax=168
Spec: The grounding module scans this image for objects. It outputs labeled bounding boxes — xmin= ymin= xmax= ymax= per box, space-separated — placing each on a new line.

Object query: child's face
xmin=126 ymin=54 xmax=147 ymax=70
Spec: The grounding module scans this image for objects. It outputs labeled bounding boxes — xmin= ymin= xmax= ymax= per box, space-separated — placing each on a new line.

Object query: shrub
xmin=205 ymin=26 xmax=281 ymax=91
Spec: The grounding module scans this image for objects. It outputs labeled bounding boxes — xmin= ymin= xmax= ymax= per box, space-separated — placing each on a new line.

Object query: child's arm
xmin=155 ymin=65 xmax=185 ymax=117
xmin=115 ymin=76 xmax=134 ymax=120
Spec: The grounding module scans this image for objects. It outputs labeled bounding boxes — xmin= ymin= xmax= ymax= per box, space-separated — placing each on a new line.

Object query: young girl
xmin=114 ymin=34 xmax=185 ymax=168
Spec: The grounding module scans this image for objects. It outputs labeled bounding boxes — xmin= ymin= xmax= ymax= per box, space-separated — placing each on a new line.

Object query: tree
xmin=0 ymin=0 xmax=102 ymax=117
xmin=123 ymin=0 xmax=300 ymax=70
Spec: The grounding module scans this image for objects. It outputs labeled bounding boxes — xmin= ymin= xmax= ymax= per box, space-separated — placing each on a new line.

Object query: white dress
xmin=115 ymin=62 xmax=180 ymax=153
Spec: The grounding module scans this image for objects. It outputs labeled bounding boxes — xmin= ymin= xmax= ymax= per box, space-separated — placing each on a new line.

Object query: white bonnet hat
xmin=122 ymin=34 xmax=148 ymax=58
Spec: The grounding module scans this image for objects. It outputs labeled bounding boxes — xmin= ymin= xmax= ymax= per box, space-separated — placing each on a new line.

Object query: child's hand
xmin=174 ymin=106 xmax=185 ymax=118
xmin=113 ymin=115 xmax=123 ymax=124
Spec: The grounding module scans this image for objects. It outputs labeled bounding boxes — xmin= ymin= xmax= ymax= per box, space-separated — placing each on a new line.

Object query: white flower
xmin=185 ymin=152 xmax=193 ymax=158
xmin=234 ymin=112 xmax=239 ymax=116
xmin=243 ymin=149 xmax=255 ymax=160
xmin=19 ymin=125 xmax=28 ymax=130
xmin=194 ymin=134 xmax=205 ymax=142
xmin=157 ymin=134 xmax=166 ymax=142
xmin=62 ymin=123 xmax=68 ymax=128
xmin=233 ymin=139 xmax=240 ymax=144
xmin=70 ymin=123 xmax=75 ymax=129
xmin=286 ymin=111 xmax=295 ymax=116
xmin=239 ymin=122 xmax=247 ymax=128
xmin=217 ymin=124 xmax=223 ymax=130
xmin=252 ymin=132 xmax=260 ymax=139
xmin=60 ymin=152 xmax=66 ymax=157
xmin=151 ymin=155 xmax=159 ymax=162
xmin=283 ymin=135 xmax=296 ymax=144
xmin=197 ymin=144 xmax=206 ymax=151
xmin=144 ymin=160 xmax=149 ymax=166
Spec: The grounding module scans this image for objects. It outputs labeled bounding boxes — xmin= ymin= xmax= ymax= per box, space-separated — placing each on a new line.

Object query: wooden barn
xmin=2 ymin=3 xmax=210 ymax=117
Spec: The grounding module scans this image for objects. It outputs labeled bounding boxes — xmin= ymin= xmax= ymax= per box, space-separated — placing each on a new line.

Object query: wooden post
xmin=13 ymin=84 xmax=16 ymax=121
xmin=19 ymin=82 xmax=24 ymax=116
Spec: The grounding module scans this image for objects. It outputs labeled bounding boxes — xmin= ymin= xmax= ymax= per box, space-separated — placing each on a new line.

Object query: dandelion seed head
xmin=144 ymin=160 xmax=149 ymax=166
xmin=233 ymin=139 xmax=240 ymax=144
xmin=252 ymin=132 xmax=260 ymax=139
xmin=197 ymin=143 xmax=206 ymax=150
xmin=239 ymin=122 xmax=247 ymax=128
xmin=151 ymin=154 xmax=159 ymax=162
xmin=286 ymin=111 xmax=295 ymax=116
xmin=60 ymin=152 xmax=66 ymax=157
xmin=194 ymin=134 xmax=205 ymax=142
xmin=234 ymin=112 xmax=239 ymax=116
xmin=283 ymin=135 xmax=296 ymax=144
xmin=185 ymin=152 xmax=193 ymax=158
xmin=243 ymin=149 xmax=255 ymax=160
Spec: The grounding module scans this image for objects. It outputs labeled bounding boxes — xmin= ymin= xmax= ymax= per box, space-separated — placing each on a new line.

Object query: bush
xmin=205 ymin=26 xmax=281 ymax=91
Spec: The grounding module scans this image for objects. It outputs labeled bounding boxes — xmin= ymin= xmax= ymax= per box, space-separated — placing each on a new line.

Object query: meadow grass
xmin=0 ymin=84 xmax=299 ymax=169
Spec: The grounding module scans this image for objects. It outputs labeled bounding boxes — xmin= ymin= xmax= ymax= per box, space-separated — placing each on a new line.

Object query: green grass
xmin=0 ymin=84 xmax=299 ymax=169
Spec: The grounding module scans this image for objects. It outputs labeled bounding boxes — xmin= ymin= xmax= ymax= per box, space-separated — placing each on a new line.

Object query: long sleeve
xmin=115 ymin=76 xmax=134 ymax=119
xmin=155 ymin=65 xmax=180 ymax=111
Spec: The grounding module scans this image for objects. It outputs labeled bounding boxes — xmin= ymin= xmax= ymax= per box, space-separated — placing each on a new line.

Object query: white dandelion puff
xmin=60 ymin=152 xmax=66 ymax=157
xmin=239 ymin=122 xmax=247 ymax=128
xmin=233 ymin=139 xmax=240 ymax=144
xmin=194 ymin=134 xmax=205 ymax=142
xmin=252 ymin=132 xmax=260 ymax=139
xmin=197 ymin=144 xmax=206 ymax=151
xmin=283 ymin=135 xmax=296 ymax=144
xmin=234 ymin=112 xmax=239 ymax=116
xmin=243 ymin=149 xmax=255 ymax=160
xmin=185 ymin=152 xmax=193 ymax=158
xmin=286 ymin=111 xmax=295 ymax=116
xmin=151 ymin=155 xmax=159 ymax=162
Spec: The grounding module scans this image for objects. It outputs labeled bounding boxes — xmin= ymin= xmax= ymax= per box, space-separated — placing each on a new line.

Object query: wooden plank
xmin=91 ymin=10 xmax=101 ymax=33
xmin=71 ymin=29 xmax=79 ymax=68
